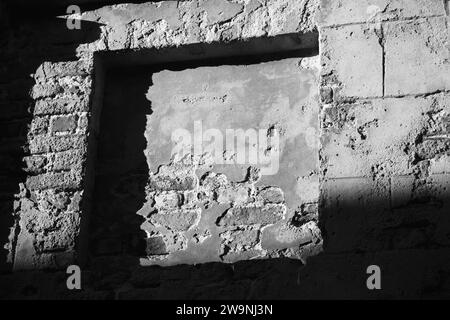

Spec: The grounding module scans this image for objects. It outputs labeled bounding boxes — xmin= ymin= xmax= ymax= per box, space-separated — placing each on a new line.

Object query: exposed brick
xmin=77 ymin=113 xmax=89 ymax=133
xmin=220 ymin=229 xmax=259 ymax=251
xmin=154 ymin=192 xmax=183 ymax=210
xmin=35 ymin=61 xmax=90 ymax=80
xmin=35 ymin=229 xmax=76 ymax=253
xmin=216 ymin=185 xmax=251 ymax=205
xmin=217 ymin=204 xmax=285 ymax=227
xmin=28 ymin=134 xmax=87 ymax=154
xmin=257 ymin=187 xmax=284 ymax=204
xmin=23 ymin=155 xmax=47 ymax=174
xmin=51 ymin=149 xmax=85 ymax=172
xmin=148 ymin=175 xmax=197 ymax=191
xmin=33 ymin=98 xmax=89 ymax=115
xmin=25 ymin=171 xmax=82 ymax=191
xmin=50 ymin=115 xmax=78 ymax=133
xmin=148 ymin=208 xmax=199 ymax=232
xmin=30 ymin=116 xmax=49 ymax=135
xmin=31 ymin=83 xmax=63 ymax=99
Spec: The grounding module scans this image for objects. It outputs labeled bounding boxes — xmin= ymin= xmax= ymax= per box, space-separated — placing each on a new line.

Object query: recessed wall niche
xmin=88 ymin=33 xmax=322 ymax=267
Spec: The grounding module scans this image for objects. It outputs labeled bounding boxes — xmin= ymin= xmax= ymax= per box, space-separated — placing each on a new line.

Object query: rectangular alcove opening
xmin=86 ymin=33 xmax=322 ymax=267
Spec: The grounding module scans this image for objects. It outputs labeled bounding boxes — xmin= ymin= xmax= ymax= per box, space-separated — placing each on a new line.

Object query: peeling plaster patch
xmin=139 ymin=57 xmax=321 ymax=266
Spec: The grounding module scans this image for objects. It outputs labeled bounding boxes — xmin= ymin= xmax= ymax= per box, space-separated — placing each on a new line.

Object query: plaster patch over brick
xmin=139 ymin=57 xmax=322 ymax=266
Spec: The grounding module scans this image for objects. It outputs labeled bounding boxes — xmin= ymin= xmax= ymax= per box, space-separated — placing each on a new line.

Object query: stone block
xmin=216 ymin=185 xmax=251 ymax=205
xmin=257 ymin=186 xmax=284 ymax=204
xmin=321 ymin=24 xmax=383 ymax=98
xmin=220 ymin=229 xmax=259 ymax=252
xmin=25 ymin=171 xmax=82 ymax=191
xmin=149 ymin=208 xmax=200 ymax=232
xmin=217 ymin=204 xmax=285 ymax=227
xmin=35 ymin=61 xmax=90 ymax=80
xmin=23 ymin=155 xmax=47 ymax=174
xmin=50 ymin=115 xmax=78 ymax=133
xmin=154 ymin=192 xmax=183 ymax=210
xmin=31 ymin=83 xmax=63 ymax=99
xmin=384 ymin=17 xmax=450 ymax=96
xmin=321 ymin=97 xmax=438 ymax=178
xmin=29 ymin=134 xmax=87 ymax=154
xmin=51 ymin=149 xmax=85 ymax=171
xmin=33 ymin=98 xmax=89 ymax=115
xmin=30 ymin=116 xmax=49 ymax=135
xmin=148 ymin=175 xmax=197 ymax=192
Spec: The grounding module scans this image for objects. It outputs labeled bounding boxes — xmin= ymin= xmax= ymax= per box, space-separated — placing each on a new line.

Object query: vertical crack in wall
xmin=377 ymin=23 xmax=386 ymax=97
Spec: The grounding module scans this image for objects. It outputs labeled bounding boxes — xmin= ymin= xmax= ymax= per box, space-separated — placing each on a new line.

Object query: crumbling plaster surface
xmin=140 ymin=57 xmax=321 ymax=265
xmin=0 ymin=0 xmax=449 ymax=299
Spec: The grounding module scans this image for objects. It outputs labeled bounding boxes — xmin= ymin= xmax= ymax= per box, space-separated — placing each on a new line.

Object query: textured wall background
xmin=0 ymin=0 xmax=449 ymax=299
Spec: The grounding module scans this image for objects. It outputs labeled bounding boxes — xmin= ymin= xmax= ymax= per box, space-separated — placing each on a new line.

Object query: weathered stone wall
xmin=0 ymin=0 xmax=449 ymax=299
xmin=318 ymin=0 xmax=450 ymax=253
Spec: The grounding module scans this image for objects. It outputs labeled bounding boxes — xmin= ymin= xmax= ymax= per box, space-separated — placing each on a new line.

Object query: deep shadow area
xmin=89 ymin=67 xmax=151 ymax=258
xmin=99 ymin=32 xmax=319 ymax=69
xmin=0 ymin=8 xmax=103 ymax=274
